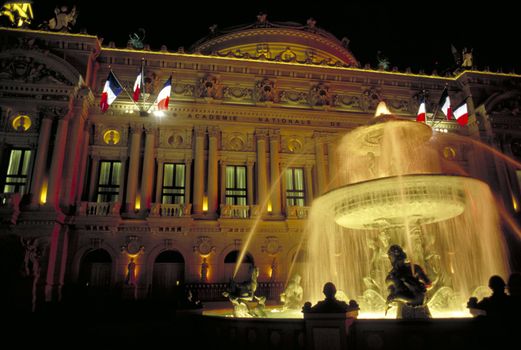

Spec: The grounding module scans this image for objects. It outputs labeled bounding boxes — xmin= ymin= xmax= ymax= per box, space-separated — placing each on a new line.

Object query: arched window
xmin=224 ymin=250 xmax=254 ymax=282
xmin=152 ymin=250 xmax=185 ymax=300
xmin=78 ymin=249 xmax=112 ymax=292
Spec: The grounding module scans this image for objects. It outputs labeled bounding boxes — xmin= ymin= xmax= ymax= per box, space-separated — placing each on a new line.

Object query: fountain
xmin=299 ymin=104 xmax=510 ymax=318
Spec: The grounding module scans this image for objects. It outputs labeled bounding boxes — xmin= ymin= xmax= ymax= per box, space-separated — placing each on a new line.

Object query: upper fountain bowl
xmin=314 ymin=174 xmax=486 ymax=229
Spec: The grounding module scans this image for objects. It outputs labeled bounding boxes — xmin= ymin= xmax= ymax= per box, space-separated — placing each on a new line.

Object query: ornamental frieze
xmin=0 ymin=56 xmax=72 ymax=85
xmin=159 ymin=128 xmax=192 ymax=149
xmin=222 ymin=132 xmax=254 ymax=151
xmin=197 ymin=74 xmax=223 ymax=99
xmin=308 ymin=83 xmax=332 ymax=107
xmin=172 ymin=83 xmax=195 ymax=97
xmin=255 ymin=78 xmax=279 ymax=103
xmin=280 ymin=90 xmax=308 ymax=105
xmin=223 ymin=86 xmax=253 ymax=100
xmin=334 ymin=95 xmax=362 ymax=111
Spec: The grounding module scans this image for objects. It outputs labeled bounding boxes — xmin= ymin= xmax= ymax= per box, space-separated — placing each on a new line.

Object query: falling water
xmin=299 ymin=115 xmax=510 ymax=318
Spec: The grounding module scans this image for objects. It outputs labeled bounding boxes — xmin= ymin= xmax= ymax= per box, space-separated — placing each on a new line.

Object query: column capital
xmin=208 ymin=126 xmax=220 ymax=138
xmin=143 ymin=125 xmax=156 ymax=135
xmin=269 ymin=129 xmax=280 ymax=139
xmin=247 ymin=159 xmax=256 ymax=167
xmin=256 ymin=128 xmax=269 ymax=141
xmin=194 ymin=125 xmax=206 ymax=137
xmin=129 ymin=123 xmax=143 ymax=134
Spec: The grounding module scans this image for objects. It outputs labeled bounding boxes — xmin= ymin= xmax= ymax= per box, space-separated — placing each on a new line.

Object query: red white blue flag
xmin=416 ymin=97 xmax=426 ymax=122
xmin=453 ymin=101 xmax=469 ymax=126
xmin=155 ymin=75 xmax=172 ymax=110
xmin=132 ymin=69 xmax=143 ymax=102
xmin=439 ymin=87 xmax=452 ymax=120
xmin=100 ymin=71 xmax=123 ymax=112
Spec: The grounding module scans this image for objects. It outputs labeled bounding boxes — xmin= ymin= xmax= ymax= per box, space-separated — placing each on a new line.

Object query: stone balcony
xmin=150 ymin=203 xmax=192 ymax=217
xmin=78 ymin=201 xmax=121 ymax=216
xmin=219 ymin=204 xmax=257 ymax=219
xmin=286 ymin=205 xmax=310 ymax=219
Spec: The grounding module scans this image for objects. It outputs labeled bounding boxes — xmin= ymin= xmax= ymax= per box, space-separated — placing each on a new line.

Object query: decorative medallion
xmin=261 ymin=236 xmax=282 ymax=256
xmin=121 ymin=235 xmax=145 ymax=256
xmin=11 ymin=115 xmax=31 ymax=131
xmin=103 ymin=129 xmax=121 ymax=145
xmin=193 ymin=236 xmax=215 ymax=257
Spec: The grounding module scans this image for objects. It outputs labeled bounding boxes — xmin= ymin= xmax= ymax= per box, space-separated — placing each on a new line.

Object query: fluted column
xmin=184 ymin=157 xmax=192 ymax=205
xmin=125 ymin=125 xmax=142 ymax=212
xmin=87 ymin=156 xmax=100 ymax=202
xmin=207 ymin=127 xmax=219 ymax=217
xmin=155 ymin=160 xmax=165 ymax=204
xmin=247 ymin=160 xmax=254 ymax=205
xmin=269 ymin=130 xmax=282 ymax=217
xmin=327 ymin=141 xmax=336 ymax=190
xmin=305 ymin=164 xmax=314 ymax=205
xmin=140 ymin=127 xmax=156 ymax=213
xmin=193 ymin=126 xmax=206 ymax=214
xmin=314 ymin=134 xmax=327 ymax=196
xmin=30 ymin=116 xmax=53 ymax=207
xmin=46 ymin=118 xmax=69 ymax=209
xmin=220 ymin=159 xmax=227 ymax=205
xmin=256 ymin=129 xmax=269 ymax=210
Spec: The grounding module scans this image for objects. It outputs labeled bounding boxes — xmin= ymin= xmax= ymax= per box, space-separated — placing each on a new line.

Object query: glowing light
xmin=39 ymin=179 xmax=48 ymax=204
xmin=267 ymin=200 xmax=273 ymax=213
xmin=12 ymin=115 xmax=31 ymax=131
xmin=512 ymin=194 xmax=519 ymax=212
xmin=103 ymin=129 xmax=121 ymax=145
xmin=374 ymin=101 xmax=391 ymax=117
xmin=153 ymin=110 xmax=165 ymax=117
xmin=202 ymin=195 xmax=208 ymax=212
xmin=135 ymin=195 xmax=141 ymax=210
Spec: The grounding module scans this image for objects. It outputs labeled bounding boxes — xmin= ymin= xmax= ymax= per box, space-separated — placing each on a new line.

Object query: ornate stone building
xmin=1 ymin=19 xmax=520 ymax=305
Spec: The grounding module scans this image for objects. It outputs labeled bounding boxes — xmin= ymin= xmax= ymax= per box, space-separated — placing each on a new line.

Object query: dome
xmin=190 ymin=16 xmax=358 ymax=67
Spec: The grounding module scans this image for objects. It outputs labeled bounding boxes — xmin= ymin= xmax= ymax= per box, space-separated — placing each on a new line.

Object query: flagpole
xmin=139 ymin=58 xmax=145 ymax=113
xmin=109 ymin=68 xmax=141 ymax=110
xmin=430 ymin=84 xmax=448 ymax=129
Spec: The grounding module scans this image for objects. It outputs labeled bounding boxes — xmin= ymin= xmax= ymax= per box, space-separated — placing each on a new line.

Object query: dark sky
xmin=32 ymin=1 xmax=520 ymax=73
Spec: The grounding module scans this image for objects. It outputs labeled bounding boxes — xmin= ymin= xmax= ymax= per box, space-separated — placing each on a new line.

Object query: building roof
xmin=190 ymin=16 xmax=358 ymax=68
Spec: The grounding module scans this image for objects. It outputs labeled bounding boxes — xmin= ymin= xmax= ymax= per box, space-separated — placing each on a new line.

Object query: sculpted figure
xmin=280 ymin=274 xmax=303 ymax=310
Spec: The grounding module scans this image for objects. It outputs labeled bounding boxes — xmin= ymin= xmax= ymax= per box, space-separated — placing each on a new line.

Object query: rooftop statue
xmin=223 ymin=266 xmax=267 ymax=317
xmin=128 ymin=28 xmax=146 ymax=50
xmin=385 ymin=244 xmax=432 ymax=319
xmin=40 ymin=5 xmax=78 ymax=32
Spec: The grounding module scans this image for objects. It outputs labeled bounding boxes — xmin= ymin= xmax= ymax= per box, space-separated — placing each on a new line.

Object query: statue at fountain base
xmin=223 ymin=266 xmax=267 ymax=317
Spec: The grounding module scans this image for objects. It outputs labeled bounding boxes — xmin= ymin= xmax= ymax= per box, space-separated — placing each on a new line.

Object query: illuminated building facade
xmin=1 ymin=19 xmax=520 ymax=305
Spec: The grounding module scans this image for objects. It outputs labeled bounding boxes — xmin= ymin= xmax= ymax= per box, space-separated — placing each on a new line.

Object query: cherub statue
xmin=462 ymin=47 xmax=473 ymax=69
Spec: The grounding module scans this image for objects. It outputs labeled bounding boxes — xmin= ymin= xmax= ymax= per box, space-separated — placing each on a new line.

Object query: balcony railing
xmin=286 ymin=205 xmax=310 ymax=219
xmin=150 ymin=203 xmax=192 ymax=217
xmin=219 ymin=204 xmax=251 ymax=219
xmin=78 ymin=201 xmax=121 ymax=216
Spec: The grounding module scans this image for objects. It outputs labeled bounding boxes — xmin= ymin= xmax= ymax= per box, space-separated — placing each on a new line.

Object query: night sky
xmin=32 ymin=1 xmax=520 ymax=73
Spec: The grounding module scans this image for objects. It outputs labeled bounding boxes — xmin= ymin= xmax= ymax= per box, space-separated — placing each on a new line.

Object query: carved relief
xmin=193 ymin=236 xmax=215 ymax=257
xmin=280 ymin=90 xmax=308 ymax=105
xmin=361 ymin=87 xmax=382 ymax=111
xmin=160 ymin=128 xmax=192 ymax=149
xmin=94 ymin=124 xmax=128 ymax=146
xmin=222 ymin=132 xmax=247 ymax=151
xmin=197 ymin=74 xmax=223 ymax=99
xmin=387 ymin=99 xmax=411 ymax=113
xmin=334 ymin=95 xmax=362 ymax=111
xmin=172 ymin=83 xmax=195 ymax=97
xmin=223 ymin=86 xmax=253 ymax=100
xmin=261 ymin=236 xmax=282 ymax=256
xmin=0 ymin=56 xmax=72 ymax=85
xmin=308 ymin=83 xmax=332 ymax=107
xmin=255 ymin=78 xmax=279 ymax=103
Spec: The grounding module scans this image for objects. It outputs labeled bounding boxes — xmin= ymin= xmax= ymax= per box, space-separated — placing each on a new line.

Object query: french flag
xmin=416 ymin=97 xmax=426 ymax=122
xmin=132 ymin=70 xmax=143 ymax=102
xmin=155 ymin=75 xmax=172 ymax=110
xmin=100 ymin=71 xmax=122 ymax=112
xmin=453 ymin=101 xmax=469 ymax=126
xmin=439 ymin=87 xmax=452 ymax=120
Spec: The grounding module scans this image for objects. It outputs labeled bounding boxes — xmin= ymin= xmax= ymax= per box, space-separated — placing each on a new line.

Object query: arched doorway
xmin=152 ymin=250 xmax=185 ymax=299
xmin=78 ymin=249 xmax=112 ymax=296
xmin=224 ymin=250 xmax=254 ymax=282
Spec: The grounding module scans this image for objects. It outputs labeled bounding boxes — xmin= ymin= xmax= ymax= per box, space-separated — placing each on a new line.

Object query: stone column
xmin=184 ymin=157 xmax=192 ymax=205
xmin=140 ymin=127 xmax=156 ymax=213
xmin=62 ymin=113 xmax=85 ymax=207
xmin=314 ymin=134 xmax=327 ymax=196
xmin=280 ymin=161 xmax=288 ymax=214
xmin=87 ymin=156 xmax=100 ymax=202
xmin=46 ymin=118 xmax=69 ymax=209
xmin=193 ymin=126 xmax=206 ymax=214
xmin=327 ymin=141 xmax=336 ymax=190
xmin=220 ymin=159 xmax=227 ymax=205
xmin=256 ymin=129 xmax=269 ymax=209
xmin=269 ymin=130 xmax=282 ymax=217
xmin=30 ymin=116 xmax=53 ymax=207
xmin=118 ymin=157 xmax=127 ymax=204
xmin=246 ymin=160 xmax=254 ymax=206
xmin=305 ymin=164 xmax=314 ymax=205
xmin=207 ymin=126 xmax=219 ymax=217
xmin=125 ymin=125 xmax=142 ymax=212
xmin=74 ymin=124 xmax=91 ymax=203
xmin=155 ymin=159 xmax=165 ymax=204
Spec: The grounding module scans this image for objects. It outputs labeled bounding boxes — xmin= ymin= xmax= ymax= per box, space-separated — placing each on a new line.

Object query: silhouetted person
xmin=468 ymin=275 xmax=510 ymax=319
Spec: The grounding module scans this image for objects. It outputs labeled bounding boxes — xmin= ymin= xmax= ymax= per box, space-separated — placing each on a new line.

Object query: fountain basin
xmin=315 ymin=174 xmax=484 ymax=229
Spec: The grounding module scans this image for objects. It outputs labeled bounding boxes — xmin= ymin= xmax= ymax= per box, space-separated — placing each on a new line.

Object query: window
xmin=286 ymin=167 xmax=305 ymax=206
xmin=162 ymin=163 xmax=185 ymax=204
xmin=3 ymin=149 xmax=32 ymax=194
xmin=96 ymin=161 xmax=121 ymax=202
xmin=225 ymin=165 xmax=247 ymax=205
